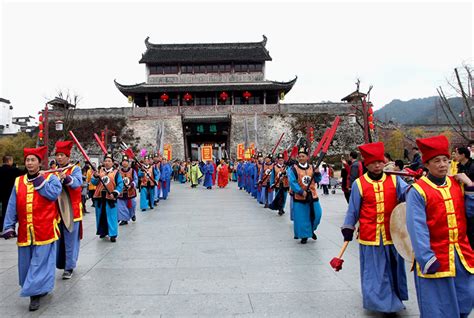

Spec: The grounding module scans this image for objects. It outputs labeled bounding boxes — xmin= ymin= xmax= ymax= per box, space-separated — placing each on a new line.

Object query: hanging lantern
xmin=369 ymin=123 xmax=375 ymax=130
xmin=39 ymin=114 xmax=43 ymax=122
xmin=38 ymin=131 xmax=44 ymax=139
xmin=309 ymin=127 xmax=315 ymax=143
xmin=368 ymin=107 xmax=374 ymax=115
xmin=243 ymin=91 xmax=252 ymax=100
xmin=219 ymin=91 xmax=228 ymax=101
xmin=368 ymin=114 xmax=373 ymax=122
xmin=39 ymin=123 xmax=44 ymax=130
xmin=160 ymin=93 xmax=169 ymax=102
xmin=184 ymin=93 xmax=192 ymax=102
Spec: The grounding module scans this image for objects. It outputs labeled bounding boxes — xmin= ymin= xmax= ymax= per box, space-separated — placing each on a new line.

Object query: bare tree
xmin=47 ymin=89 xmax=81 ymax=140
xmin=437 ymin=64 xmax=473 ymax=143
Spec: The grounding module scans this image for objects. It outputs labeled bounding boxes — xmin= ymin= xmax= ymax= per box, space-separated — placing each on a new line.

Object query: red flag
xmin=283 ymin=149 xmax=289 ymax=162
xmin=290 ymin=145 xmax=298 ymax=159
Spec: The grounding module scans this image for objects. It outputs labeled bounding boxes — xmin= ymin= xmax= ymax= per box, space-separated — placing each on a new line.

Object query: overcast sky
xmin=1 ymin=0 xmax=472 ymax=117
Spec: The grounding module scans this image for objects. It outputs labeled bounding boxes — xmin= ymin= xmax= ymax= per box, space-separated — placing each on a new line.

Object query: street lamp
xmin=55 ymin=120 xmax=63 ymax=131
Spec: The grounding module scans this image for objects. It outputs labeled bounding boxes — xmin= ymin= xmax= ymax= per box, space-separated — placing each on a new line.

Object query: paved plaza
xmin=0 ymin=181 xmax=422 ymax=317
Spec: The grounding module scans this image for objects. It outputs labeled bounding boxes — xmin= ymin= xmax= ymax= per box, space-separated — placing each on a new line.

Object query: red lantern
xmin=184 ymin=93 xmax=192 ymax=102
xmin=368 ymin=114 xmax=373 ymax=121
xmin=368 ymin=107 xmax=374 ymax=115
xmin=39 ymin=123 xmax=44 ymax=130
xmin=243 ymin=91 xmax=252 ymax=100
xmin=219 ymin=92 xmax=228 ymax=101
xmin=369 ymin=123 xmax=375 ymax=130
xmin=160 ymin=93 xmax=169 ymax=102
xmin=38 ymin=131 xmax=44 ymax=139
xmin=309 ymin=127 xmax=315 ymax=143
xmin=39 ymin=115 xmax=43 ymax=122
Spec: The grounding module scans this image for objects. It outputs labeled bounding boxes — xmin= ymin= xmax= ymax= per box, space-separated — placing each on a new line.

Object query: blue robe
xmin=288 ymin=166 xmax=323 ymax=239
xmin=343 ymin=175 xmax=409 ymax=313
xmin=153 ymin=163 xmax=160 ymax=204
xmin=237 ymin=162 xmax=244 ymax=189
xmin=118 ymin=169 xmax=138 ymax=221
xmin=3 ymin=174 xmax=62 ymax=297
xmin=260 ymin=163 xmax=275 ymax=205
xmin=407 ymin=187 xmax=474 ymax=317
xmin=56 ymin=165 xmax=83 ymax=271
xmin=91 ymin=171 xmax=123 ymax=238
xmin=244 ymin=163 xmax=250 ymax=193
xmin=160 ymin=163 xmax=172 ymax=199
xmin=269 ymin=165 xmax=288 ymax=211
xmin=251 ymin=164 xmax=258 ymax=198
xmin=256 ymin=162 xmax=264 ymax=203
xmin=202 ymin=163 xmax=214 ymax=188
xmin=138 ymin=166 xmax=159 ymax=210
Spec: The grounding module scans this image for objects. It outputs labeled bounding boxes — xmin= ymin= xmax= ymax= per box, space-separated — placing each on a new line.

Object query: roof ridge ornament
xmin=145 ymin=36 xmax=151 ymax=49
xmin=262 ymin=35 xmax=267 ymax=46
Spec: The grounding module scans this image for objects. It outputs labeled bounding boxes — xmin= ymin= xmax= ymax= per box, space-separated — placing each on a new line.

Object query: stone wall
xmin=61 ymin=103 xmax=365 ymax=162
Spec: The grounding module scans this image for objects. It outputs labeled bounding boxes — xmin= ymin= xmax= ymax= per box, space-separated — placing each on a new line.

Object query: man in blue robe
xmin=341 ymin=142 xmax=409 ymax=314
xmin=287 ymin=146 xmax=323 ymax=244
xmin=117 ymin=155 xmax=138 ymax=225
xmin=53 ymin=141 xmax=83 ymax=280
xmin=3 ymin=146 xmax=62 ymax=311
xmin=91 ymin=153 xmax=123 ymax=242
xmin=138 ymin=156 xmax=159 ymax=211
xmin=237 ymin=160 xmax=244 ymax=190
xmin=160 ymin=158 xmax=172 ymax=199
xmin=202 ymin=160 xmax=214 ymax=189
xmin=407 ymin=135 xmax=474 ymax=317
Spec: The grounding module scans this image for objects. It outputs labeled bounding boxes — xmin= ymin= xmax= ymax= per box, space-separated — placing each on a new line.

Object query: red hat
xmin=358 ymin=142 xmax=385 ymax=165
xmin=55 ymin=140 xmax=74 ymax=157
xmin=416 ymin=135 xmax=450 ymax=163
xmin=24 ymin=146 xmax=47 ymax=162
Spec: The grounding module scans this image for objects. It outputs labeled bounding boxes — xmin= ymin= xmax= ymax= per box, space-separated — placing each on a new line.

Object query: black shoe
xmin=300 ymin=238 xmax=308 ymax=244
xmin=131 ymin=216 xmax=136 ymax=222
xmin=264 ymin=204 xmax=269 ymax=208
xmin=99 ymin=235 xmax=106 ymax=238
xmin=119 ymin=221 xmax=128 ymax=226
xmin=29 ymin=296 xmax=40 ymax=311
xmin=142 ymin=209 xmax=146 ymax=212
xmin=62 ymin=269 xmax=73 ymax=280
xmin=278 ymin=210 xmax=285 ymax=216
xmin=110 ymin=236 xmax=116 ymax=242
xmin=312 ymin=233 xmax=317 ymax=240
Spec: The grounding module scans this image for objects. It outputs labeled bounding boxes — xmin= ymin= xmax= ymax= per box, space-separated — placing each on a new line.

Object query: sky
xmin=1 ymin=0 xmax=472 ymax=118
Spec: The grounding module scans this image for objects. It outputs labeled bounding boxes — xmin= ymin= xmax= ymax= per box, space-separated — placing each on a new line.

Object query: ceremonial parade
xmin=0 ymin=1 xmax=473 ymax=316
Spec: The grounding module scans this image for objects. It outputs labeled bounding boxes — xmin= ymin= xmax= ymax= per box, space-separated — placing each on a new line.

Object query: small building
xmin=0 ymin=98 xmax=21 ymax=135
xmin=12 ymin=115 xmax=37 ymax=133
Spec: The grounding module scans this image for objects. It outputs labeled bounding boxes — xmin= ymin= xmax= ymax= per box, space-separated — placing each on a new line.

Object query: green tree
xmin=383 ymin=130 xmax=405 ymax=159
xmin=0 ymin=133 xmax=36 ymax=165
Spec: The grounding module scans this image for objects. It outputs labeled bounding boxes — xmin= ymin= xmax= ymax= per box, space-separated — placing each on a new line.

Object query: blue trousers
xmin=56 ymin=221 xmax=80 ymax=270
xmin=18 ymin=242 xmax=57 ymax=297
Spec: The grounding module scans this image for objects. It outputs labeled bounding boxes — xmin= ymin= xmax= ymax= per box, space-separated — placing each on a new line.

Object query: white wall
xmin=0 ymin=100 xmax=21 ymax=134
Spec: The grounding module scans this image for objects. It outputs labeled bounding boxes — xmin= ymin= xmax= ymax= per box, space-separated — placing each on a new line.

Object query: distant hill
xmin=374 ymin=96 xmax=465 ymax=125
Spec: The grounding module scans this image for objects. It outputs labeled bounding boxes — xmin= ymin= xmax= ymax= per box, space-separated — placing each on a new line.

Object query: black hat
xmin=257 ymin=152 xmax=263 ymax=158
xmin=266 ymin=154 xmax=273 ymax=159
xmin=122 ymin=155 xmax=130 ymax=162
xmin=104 ymin=153 xmax=114 ymax=161
xmin=298 ymin=146 xmax=309 ymax=155
xmin=276 ymin=153 xmax=284 ymax=159
xmin=144 ymin=155 xmax=150 ymax=160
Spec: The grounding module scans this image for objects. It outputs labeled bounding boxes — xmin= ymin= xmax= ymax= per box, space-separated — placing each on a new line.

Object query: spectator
xmin=409 ymin=147 xmax=422 ymax=170
xmin=0 ymin=155 xmax=25 ymax=233
xmin=319 ymin=163 xmax=330 ymax=195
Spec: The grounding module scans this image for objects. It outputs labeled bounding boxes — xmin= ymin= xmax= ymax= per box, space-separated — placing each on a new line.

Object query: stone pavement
xmin=0 ymin=181 xmax=422 ymax=317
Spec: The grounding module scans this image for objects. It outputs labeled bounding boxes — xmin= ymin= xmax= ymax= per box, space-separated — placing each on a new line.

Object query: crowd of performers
xmin=235 ymin=148 xmax=324 ymax=244
xmin=0 ymin=141 xmax=174 ymax=311
xmin=2 ymin=134 xmax=474 ymax=316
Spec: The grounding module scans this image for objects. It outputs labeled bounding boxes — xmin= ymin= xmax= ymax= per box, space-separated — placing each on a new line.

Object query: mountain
xmin=374 ymin=96 xmax=465 ymax=125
